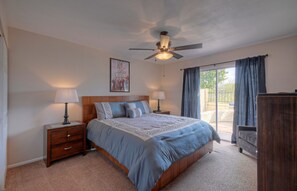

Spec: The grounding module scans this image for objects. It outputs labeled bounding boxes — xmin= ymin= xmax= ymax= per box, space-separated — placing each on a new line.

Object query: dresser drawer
xmin=51 ymin=126 xmax=84 ymax=145
xmin=51 ymin=141 xmax=83 ymax=161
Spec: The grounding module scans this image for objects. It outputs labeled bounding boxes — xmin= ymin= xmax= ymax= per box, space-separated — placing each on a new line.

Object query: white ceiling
xmin=5 ymin=0 xmax=297 ymax=63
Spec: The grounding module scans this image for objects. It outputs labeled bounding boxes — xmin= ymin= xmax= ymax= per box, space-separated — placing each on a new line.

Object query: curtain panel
xmin=181 ymin=67 xmax=200 ymax=119
xmin=232 ymin=56 xmax=266 ymax=143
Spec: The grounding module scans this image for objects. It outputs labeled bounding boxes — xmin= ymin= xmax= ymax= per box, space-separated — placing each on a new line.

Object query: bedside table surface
xmin=153 ymin=111 xmax=170 ymax=114
xmin=45 ymin=121 xmax=82 ymax=130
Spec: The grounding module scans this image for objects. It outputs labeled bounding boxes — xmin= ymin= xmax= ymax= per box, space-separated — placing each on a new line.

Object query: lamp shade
xmin=152 ymin=91 xmax=166 ymax=100
xmin=55 ymin=88 xmax=79 ymax=103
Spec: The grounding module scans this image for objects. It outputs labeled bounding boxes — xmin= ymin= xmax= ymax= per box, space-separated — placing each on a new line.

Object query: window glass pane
xmin=200 ymin=70 xmax=217 ymax=130
xmin=217 ymin=68 xmax=235 ymax=141
xmin=200 ymin=67 xmax=235 ymax=141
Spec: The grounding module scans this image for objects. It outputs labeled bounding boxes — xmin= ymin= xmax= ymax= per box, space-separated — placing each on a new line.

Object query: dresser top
xmin=45 ymin=121 xmax=83 ymax=130
xmin=258 ymin=93 xmax=297 ymax=97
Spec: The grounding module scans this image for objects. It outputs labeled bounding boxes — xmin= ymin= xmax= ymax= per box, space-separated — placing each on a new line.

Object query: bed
xmin=82 ymin=96 xmax=220 ymax=191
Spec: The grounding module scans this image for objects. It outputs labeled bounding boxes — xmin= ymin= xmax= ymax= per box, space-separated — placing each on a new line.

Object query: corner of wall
xmin=0 ymin=0 xmax=8 ymax=46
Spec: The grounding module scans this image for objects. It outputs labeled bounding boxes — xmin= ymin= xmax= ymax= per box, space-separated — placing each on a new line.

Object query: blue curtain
xmin=231 ymin=56 xmax=266 ymax=143
xmin=181 ymin=67 xmax=200 ymax=118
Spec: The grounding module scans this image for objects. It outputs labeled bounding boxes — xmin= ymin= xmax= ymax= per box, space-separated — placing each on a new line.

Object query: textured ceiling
xmin=5 ymin=0 xmax=297 ymax=63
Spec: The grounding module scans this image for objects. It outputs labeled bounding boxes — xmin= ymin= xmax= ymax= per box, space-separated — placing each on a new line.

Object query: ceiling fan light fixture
xmin=155 ymin=52 xmax=173 ymax=60
xmin=160 ymin=35 xmax=170 ymax=49
xmin=129 ymin=31 xmax=202 ymax=60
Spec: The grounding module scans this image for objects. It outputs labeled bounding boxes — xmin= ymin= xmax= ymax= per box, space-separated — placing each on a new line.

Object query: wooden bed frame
xmin=82 ymin=96 xmax=213 ymax=191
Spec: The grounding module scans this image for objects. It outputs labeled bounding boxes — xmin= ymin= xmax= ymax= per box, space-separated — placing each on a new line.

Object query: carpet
xmin=163 ymin=141 xmax=257 ymax=191
xmin=5 ymin=141 xmax=256 ymax=191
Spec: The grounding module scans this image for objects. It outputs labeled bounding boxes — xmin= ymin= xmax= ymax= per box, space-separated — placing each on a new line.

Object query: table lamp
xmin=55 ymin=88 xmax=79 ymax=125
xmin=152 ymin=91 xmax=166 ymax=112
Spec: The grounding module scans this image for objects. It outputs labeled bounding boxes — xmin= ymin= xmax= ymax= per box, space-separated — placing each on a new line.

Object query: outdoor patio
xmin=201 ymin=89 xmax=234 ymax=142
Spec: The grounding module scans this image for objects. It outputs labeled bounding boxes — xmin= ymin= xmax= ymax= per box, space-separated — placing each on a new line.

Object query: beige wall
xmin=8 ymin=28 xmax=162 ymax=166
xmin=161 ymin=36 xmax=297 ymax=115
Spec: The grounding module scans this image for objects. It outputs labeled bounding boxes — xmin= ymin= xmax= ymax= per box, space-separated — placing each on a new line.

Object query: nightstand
xmin=44 ymin=122 xmax=86 ymax=167
xmin=153 ymin=110 xmax=170 ymax=115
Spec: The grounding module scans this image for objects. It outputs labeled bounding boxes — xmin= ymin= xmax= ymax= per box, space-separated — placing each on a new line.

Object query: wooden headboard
xmin=82 ymin=95 xmax=149 ymax=124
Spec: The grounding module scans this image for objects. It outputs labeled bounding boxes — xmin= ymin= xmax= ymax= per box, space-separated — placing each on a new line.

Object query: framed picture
xmin=110 ymin=58 xmax=130 ymax=92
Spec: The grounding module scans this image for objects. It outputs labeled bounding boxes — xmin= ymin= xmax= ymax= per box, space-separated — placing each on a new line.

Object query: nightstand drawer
xmin=51 ymin=141 xmax=83 ymax=160
xmin=51 ymin=126 xmax=84 ymax=145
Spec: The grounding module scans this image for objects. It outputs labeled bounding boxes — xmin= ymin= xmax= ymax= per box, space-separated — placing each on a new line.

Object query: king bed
xmin=82 ymin=96 xmax=220 ymax=191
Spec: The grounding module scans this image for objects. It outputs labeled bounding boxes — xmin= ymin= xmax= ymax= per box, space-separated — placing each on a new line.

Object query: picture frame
xmin=110 ymin=58 xmax=130 ymax=92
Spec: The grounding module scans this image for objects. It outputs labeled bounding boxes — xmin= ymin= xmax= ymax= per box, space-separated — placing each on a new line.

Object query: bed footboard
xmin=90 ymin=140 xmax=213 ymax=191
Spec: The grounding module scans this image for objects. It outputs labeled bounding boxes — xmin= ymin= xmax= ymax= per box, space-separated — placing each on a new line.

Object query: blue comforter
xmin=87 ymin=114 xmax=220 ymax=191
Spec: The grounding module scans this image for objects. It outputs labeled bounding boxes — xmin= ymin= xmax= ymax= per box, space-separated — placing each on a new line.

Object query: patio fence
xmin=207 ymin=89 xmax=234 ymax=103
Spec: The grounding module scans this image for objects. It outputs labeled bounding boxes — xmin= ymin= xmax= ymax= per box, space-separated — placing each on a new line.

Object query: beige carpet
xmin=5 ymin=141 xmax=256 ymax=191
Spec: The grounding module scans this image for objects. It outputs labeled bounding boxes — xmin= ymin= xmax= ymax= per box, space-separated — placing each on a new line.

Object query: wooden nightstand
xmin=153 ymin=110 xmax=170 ymax=115
xmin=44 ymin=122 xmax=86 ymax=167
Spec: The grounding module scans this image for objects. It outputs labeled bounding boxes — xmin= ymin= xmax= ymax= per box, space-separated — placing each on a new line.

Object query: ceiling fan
xmin=129 ymin=31 xmax=203 ymax=61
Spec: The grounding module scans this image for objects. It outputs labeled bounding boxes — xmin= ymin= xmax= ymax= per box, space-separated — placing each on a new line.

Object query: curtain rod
xmin=179 ymin=54 xmax=268 ymax=71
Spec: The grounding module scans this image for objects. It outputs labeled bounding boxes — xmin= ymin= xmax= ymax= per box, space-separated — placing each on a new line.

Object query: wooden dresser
xmin=257 ymin=93 xmax=297 ymax=191
xmin=44 ymin=122 xmax=86 ymax=167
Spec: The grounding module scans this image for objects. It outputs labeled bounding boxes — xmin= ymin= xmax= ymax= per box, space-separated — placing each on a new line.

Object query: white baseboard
xmin=7 ymin=156 xmax=44 ymax=169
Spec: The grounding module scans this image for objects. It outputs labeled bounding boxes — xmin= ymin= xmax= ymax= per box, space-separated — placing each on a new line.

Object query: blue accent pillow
xmin=127 ymin=108 xmax=142 ymax=118
xmin=124 ymin=102 xmax=136 ymax=117
xmin=95 ymin=102 xmax=126 ymax=119
xmin=109 ymin=102 xmax=126 ymax=118
xmin=128 ymin=101 xmax=152 ymax=114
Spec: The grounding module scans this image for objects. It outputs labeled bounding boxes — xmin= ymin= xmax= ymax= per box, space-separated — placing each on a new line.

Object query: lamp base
xmin=63 ymin=120 xmax=70 ymax=125
xmin=156 ymin=99 xmax=161 ymax=112
xmin=63 ymin=102 xmax=70 ymax=125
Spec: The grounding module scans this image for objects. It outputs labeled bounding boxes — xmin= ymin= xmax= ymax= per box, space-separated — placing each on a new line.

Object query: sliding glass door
xmin=200 ymin=65 xmax=235 ymax=141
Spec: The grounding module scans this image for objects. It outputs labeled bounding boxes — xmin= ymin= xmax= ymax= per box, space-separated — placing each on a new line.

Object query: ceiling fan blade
xmin=129 ymin=48 xmax=155 ymax=51
xmin=171 ymin=43 xmax=203 ymax=51
xmin=169 ymin=51 xmax=183 ymax=59
xmin=144 ymin=53 xmax=159 ymax=60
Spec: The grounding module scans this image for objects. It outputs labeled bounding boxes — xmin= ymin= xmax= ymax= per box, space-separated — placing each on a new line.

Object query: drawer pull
xmin=64 ymin=146 xmax=72 ymax=150
xmin=67 ymin=134 xmax=71 ymax=138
